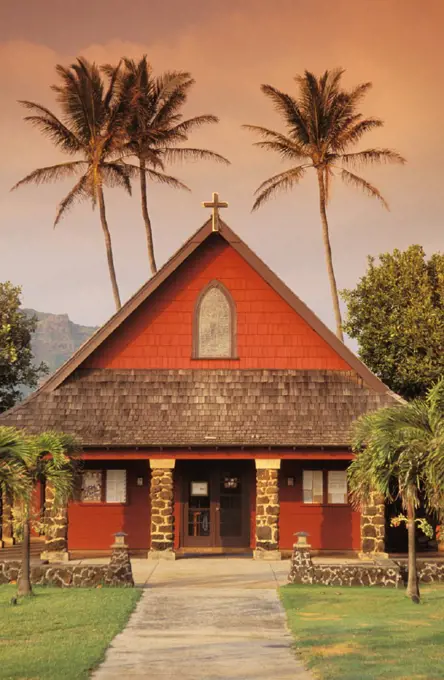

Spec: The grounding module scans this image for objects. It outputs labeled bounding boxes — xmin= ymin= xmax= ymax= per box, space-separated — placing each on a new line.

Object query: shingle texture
xmin=0 ymin=369 xmax=398 ymax=447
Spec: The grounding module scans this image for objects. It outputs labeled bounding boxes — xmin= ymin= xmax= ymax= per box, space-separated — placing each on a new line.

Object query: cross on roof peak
xmin=202 ymin=192 xmax=228 ymax=232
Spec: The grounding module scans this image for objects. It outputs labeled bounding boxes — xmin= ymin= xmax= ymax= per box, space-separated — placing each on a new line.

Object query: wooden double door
xmin=180 ymin=461 xmax=251 ymax=550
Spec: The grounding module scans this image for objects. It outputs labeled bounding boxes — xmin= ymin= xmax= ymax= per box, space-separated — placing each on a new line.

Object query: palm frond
xmin=339 ymin=168 xmax=389 ymax=209
xmin=341 ymin=148 xmax=406 ymax=166
xmin=54 ymin=172 xmax=90 ymax=225
xmin=124 ymin=163 xmax=190 ymax=191
xmin=260 ymin=84 xmax=310 ymax=145
xmin=160 ymin=148 xmax=230 ymax=165
xmin=333 ymin=118 xmax=383 ymax=151
xmin=11 ymin=161 xmax=87 ymax=191
xmin=252 ymin=166 xmax=308 ymax=211
xmin=19 ymin=101 xmax=83 ymax=154
xmin=102 ymin=162 xmax=132 ymax=194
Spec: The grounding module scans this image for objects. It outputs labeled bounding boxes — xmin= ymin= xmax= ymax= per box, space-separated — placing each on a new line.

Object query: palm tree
xmin=12 ymin=58 xmax=134 ymax=310
xmin=348 ymin=378 xmax=444 ymax=602
xmin=0 ymin=427 xmax=80 ymax=597
xmin=107 ymin=56 xmax=230 ymax=275
xmin=244 ymin=69 xmax=405 ymax=341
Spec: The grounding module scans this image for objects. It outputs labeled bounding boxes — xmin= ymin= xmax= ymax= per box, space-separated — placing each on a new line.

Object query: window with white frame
xmin=302 ymin=470 xmax=323 ymax=504
xmin=80 ymin=469 xmax=127 ymax=503
xmin=327 ymin=470 xmax=348 ymax=504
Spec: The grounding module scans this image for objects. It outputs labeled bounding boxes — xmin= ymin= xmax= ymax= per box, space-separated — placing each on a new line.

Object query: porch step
xmin=0 ymin=539 xmax=45 ymax=561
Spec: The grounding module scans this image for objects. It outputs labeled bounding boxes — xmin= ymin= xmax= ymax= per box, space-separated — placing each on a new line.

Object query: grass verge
xmin=0 ymin=584 xmax=141 ymax=680
xmin=281 ymin=583 xmax=444 ymax=680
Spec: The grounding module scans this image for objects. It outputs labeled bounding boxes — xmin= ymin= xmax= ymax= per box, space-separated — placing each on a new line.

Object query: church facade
xmin=0 ymin=216 xmax=397 ymax=560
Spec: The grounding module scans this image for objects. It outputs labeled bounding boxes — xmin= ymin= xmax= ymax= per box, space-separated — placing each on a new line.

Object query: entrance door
xmin=181 ymin=462 xmax=251 ymax=550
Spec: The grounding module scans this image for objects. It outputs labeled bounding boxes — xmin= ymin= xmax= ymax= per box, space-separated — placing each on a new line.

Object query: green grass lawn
xmin=0 ymin=584 xmax=141 ymax=680
xmin=281 ymin=584 xmax=444 ymax=680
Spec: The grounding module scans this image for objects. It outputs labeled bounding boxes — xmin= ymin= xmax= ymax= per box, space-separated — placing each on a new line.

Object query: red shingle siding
xmin=86 ymin=239 xmax=350 ymax=371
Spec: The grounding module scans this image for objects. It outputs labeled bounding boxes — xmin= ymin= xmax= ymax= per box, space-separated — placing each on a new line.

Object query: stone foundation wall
xmin=150 ymin=467 xmax=174 ymax=552
xmin=289 ymin=547 xmax=402 ymax=588
xmin=360 ymin=493 xmax=386 ymax=554
xmin=255 ymin=468 xmax=279 ymax=553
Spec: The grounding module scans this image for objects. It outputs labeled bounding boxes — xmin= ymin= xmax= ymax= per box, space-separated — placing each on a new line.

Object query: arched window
xmin=194 ymin=281 xmax=236 ymax=358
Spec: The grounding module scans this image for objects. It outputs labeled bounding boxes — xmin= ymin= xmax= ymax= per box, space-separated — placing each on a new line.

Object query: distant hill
xmin=24 ymin=309 xmax=98 ymax=376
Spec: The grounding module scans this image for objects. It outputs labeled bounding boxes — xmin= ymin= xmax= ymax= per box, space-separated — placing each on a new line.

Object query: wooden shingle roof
xmin=0 ymin=368 xmax=398 ymax=447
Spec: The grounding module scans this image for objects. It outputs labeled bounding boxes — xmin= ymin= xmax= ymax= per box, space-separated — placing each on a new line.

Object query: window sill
xmin=73 ymin=502 xmax=128 ymax=507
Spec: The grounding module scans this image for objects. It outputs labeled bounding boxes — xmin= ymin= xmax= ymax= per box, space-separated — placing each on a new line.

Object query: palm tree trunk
xmin=139 ymin=160 xmax=157 ymax=276
xmin=97 ymin=186 xmax=122 ymax=311
xmin=17 ymin=517 xmax=32 ymax=597
xmin=316 ymin=167 xmax=344 ymax=341
xmin=406 ymin=499 xmax=420 ymax=603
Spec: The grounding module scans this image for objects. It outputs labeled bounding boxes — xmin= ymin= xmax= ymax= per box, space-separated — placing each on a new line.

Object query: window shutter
xmin=106 ymin=470 xmax=127 ymax=503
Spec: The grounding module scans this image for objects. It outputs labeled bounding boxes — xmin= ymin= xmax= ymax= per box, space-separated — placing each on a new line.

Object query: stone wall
xmin=149 ymin=461 xmax=174 ymax=557
xmin=394 ymin=559 xmax=444 ymax=584
xmin=0 ymin=549 xmax=134 ymax=588
xmin=289 ymin=547 xmax=403 ymax=588
xmin=254 ymin=461 xmax=280 ymax=558
xmin=360 ymin=493 xmax=386 ymax=554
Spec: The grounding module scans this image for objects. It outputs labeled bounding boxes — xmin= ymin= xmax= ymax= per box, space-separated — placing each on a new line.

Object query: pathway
xmin=92 ymin=557 xmax=312 ymax=679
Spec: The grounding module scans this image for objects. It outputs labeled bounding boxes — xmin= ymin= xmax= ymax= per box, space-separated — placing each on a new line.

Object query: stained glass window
xmin=81 ymin=470 xmax=102 ymax=502
xmin=197 ymin=284 xmax=234 ymax=357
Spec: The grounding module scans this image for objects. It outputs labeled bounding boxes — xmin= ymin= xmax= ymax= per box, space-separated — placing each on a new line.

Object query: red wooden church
xmin=0 ymin=203 xmax=397 ymax=560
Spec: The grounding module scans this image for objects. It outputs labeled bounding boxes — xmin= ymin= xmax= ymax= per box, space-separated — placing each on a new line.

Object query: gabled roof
xmin=27 ymin=217 xmax=391 ymax=396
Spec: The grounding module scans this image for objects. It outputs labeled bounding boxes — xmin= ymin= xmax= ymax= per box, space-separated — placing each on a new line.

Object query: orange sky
xmin=0 ymin=0 xmax=443 ymax=336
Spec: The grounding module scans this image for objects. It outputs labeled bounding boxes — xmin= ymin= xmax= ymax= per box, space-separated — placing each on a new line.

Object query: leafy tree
xmin=244 ymin=69 xmax=405 ymax=340
xmin=0 ymin=427 xmax=80 ymax=597
xmin=0 ymin=282 xmax=47 ymax=413
xmin=342 ymin=245 xmax=444 ymax=399
xmin=107 ymin=56 xmax=230 ymax=275
xmin=348 ymin=378 xmax=444 ymax=602
xmin=12 ymin=58 xmax=134 ymax=310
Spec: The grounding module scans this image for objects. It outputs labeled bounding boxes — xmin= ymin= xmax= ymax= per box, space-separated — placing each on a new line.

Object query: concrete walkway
xmin=92 ymin=557 xmax=312 ymax=679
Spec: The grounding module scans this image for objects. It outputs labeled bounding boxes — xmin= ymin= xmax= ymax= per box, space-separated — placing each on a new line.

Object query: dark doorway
xmin=180 ymin=461 xmax=251 ymax=550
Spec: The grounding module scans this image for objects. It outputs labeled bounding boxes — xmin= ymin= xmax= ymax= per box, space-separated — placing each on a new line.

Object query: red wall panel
xmin=279 ymin=460 xmax=360 ymax=551
xmin=68 ymin=461 xmax=150 ymax=551
xmin=85 ymin=237 xmax=350 ymax=371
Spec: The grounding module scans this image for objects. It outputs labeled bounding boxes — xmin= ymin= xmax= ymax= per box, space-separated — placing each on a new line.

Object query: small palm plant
xmin=244 ymin=69 xmax=405 ymax=340
xmin=107 ymin=56 xmax=230 ymax=275
xmin=348 ymin=378 xmax=444 ymax=602
xmin=0 ymin=427 xmax=80 ymax=597
xmin=12 ymin=58 xmax=135 ymax=310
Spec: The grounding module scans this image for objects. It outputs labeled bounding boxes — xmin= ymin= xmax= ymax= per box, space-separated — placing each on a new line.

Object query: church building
xmin=0 ymin=202 xmax=398 ymax=560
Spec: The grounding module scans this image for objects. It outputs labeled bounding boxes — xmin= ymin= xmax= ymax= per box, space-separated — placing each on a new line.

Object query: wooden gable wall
xmin=85 ymin=235 xmax=350 ymax=371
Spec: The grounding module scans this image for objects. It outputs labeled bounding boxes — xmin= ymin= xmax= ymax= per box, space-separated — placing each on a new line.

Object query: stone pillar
xmin=288 ymin=534 xmax=315 ymax=584
xmin=41 ymin=484 xmax=69 ymax=563
xmin=106 ymin=533 xmax=134 ymax=586
xmin=1 ymin=490 xmax=15 ymax=547
xmin=253 ymin=459 xmax=281 ymax=560
xmin=360 ymin=493 xmax=387 ymax=559
xmin=148 ymin=459 xmax=176 ymax=560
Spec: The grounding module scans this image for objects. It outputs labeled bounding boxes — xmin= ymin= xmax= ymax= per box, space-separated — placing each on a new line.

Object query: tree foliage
xmin=342 ymin=245 xmax=444 ymax=398
xmin=244 ymin=69 xmax=405 ymax=341
xmin=348 ymin=377 xmax=444 ymax=601
xmin=0 ymin=283 xmax=47 ymax=413
xmin=12 ymin=58 xmax=136 ymax=310
xmin=106 ymin=56 xmax=229 ymax=275
xmin=0 ymin=426 xmax=81 ymax=596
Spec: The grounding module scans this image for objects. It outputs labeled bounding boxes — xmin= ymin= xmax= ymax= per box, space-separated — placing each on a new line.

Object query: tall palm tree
xmin=244 ymin=69 xmax=405 ymax=341
xmin=0 ymin=427 xmax=80 ymax=597
xmin=107 ymin=56 xmax=230 ymax=275
xmin=348 ymin=378 xmax=444 ymax=602
xmin=12 ymin=58 xmax=134 ymax=310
